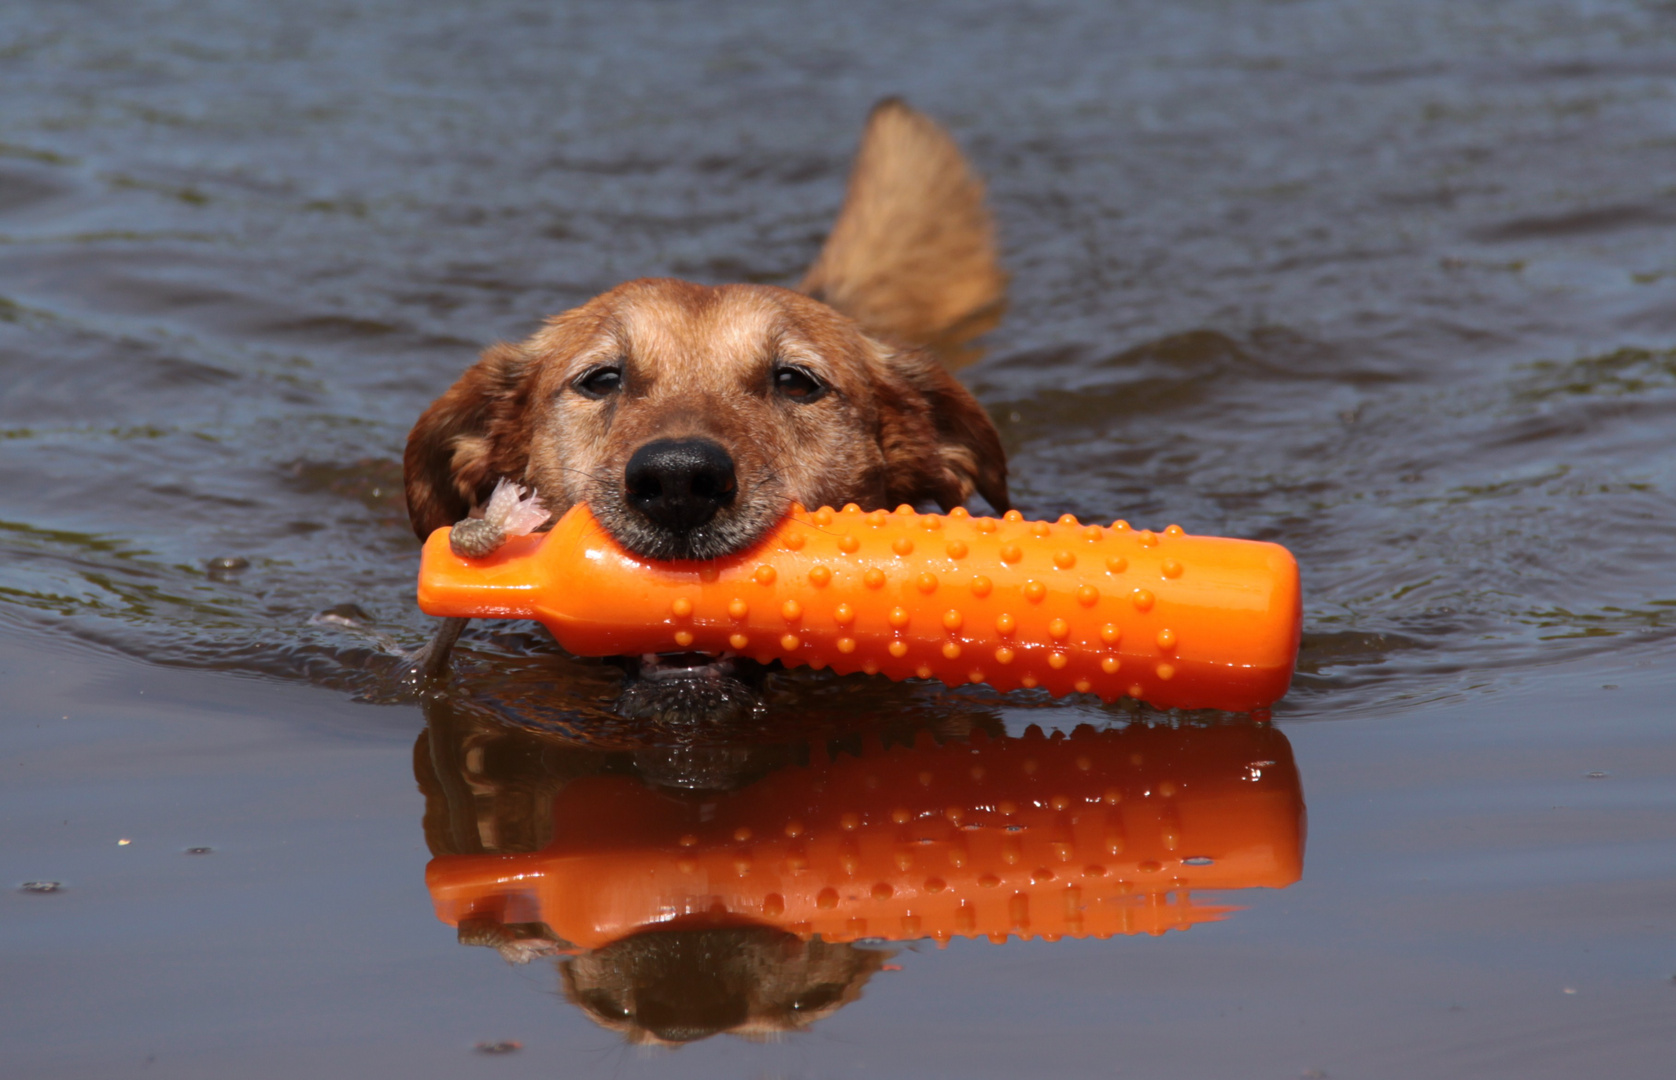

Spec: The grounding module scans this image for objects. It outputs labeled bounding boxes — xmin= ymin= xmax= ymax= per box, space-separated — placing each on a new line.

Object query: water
xmin=2 ymin=1 xmax=1673 ymax=1076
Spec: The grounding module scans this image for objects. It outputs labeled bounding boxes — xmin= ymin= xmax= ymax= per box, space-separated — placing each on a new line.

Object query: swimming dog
xmin=404 ymin=99 xmax=1009 ymax=718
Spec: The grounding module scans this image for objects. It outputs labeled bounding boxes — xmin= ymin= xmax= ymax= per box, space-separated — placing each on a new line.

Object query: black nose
xmin=623 ymin=438 xmax=737 ymax=535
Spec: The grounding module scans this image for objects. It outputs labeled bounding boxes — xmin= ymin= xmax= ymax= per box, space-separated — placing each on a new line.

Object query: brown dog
xmin=403 ymin=100 xmax=1010 ymax=712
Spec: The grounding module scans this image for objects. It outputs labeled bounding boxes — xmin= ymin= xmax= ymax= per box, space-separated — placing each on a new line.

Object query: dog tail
xmin=800 ymin=99 xmax=1005 ymax=362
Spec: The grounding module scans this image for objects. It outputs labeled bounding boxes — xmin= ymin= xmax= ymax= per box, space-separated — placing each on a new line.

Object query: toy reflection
xmin=414 ymin=701 xmax=1305 ymax=1045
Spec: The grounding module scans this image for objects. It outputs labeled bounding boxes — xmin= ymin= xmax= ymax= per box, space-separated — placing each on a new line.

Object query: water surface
xmin=2 ymin=1 xmax=1673 ymax=1076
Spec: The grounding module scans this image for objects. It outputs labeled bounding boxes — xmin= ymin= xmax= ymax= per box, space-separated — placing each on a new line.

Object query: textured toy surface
xmin=427 ymin=722 xmax=1305 ymax=948
xmin=417 ymin=503 xmax=1302 ymax=711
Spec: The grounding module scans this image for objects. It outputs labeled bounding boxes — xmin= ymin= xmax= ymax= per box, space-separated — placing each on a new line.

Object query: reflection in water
xmin=414 ymin=704 xmax=1304 ymax=1044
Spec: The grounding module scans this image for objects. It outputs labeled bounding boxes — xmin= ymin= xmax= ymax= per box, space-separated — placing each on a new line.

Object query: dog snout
xmin=624 ymin=438 xmax=737 ymax=535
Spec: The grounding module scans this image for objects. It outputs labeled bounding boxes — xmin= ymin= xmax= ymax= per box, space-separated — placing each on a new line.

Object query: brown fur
xmin=404 ymin=100 xmax=1008 ymax=558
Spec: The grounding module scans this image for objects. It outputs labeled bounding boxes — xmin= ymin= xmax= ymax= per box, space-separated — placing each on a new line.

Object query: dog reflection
xmin=562 ymin=925 xmax=884 ymax=1045
xmin=451 ymin=912 xmax=883 ymax=1044
xmin=414 ymin=701 xmax=897 ymax=1044
xmin=414 ymin=699 xmax=1305 ymax=1045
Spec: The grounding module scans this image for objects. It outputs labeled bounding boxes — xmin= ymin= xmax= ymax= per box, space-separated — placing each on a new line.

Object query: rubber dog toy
xmin=427 ymin=722 xmax=1305 ymax=948
xmin=417 ymin=502 xmax=1302 ymax=712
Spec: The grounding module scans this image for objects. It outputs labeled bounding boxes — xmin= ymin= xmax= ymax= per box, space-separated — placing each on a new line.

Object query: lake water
xmin=2 ymin=1 xmax=1673 ymax=1076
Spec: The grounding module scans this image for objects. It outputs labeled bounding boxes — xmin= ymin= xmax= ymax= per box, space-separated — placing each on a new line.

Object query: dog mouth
xmin=600 ymin=505 xmax=781 ymax=562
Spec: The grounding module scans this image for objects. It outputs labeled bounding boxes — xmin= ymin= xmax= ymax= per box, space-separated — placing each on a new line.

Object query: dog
xmin=403 ymin=100 xmax=1010 ymax=717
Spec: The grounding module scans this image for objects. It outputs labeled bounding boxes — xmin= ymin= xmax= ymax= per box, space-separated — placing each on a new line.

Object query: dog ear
xmin=402 ymin=342 xmax=529 ymax=539
xmin=801 ymin=99 xmax=1005 ymax=356
xmin=875 ymin=346 xmax=1010 ymax=515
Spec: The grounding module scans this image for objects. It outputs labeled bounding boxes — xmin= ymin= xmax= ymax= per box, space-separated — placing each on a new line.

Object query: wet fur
xmin=405 ymin=99 xmax=1009 ymax=553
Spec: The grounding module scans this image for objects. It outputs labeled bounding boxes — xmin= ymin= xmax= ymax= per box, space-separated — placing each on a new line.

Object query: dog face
xmin=404 ymin=278 xmax=1008 ymax=560
xmin=404 ymin=278 xmax=1008 ymax=718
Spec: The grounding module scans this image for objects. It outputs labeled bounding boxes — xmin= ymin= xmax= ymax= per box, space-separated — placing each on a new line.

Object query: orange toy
xmin=427 ymin=722 xmax=1305 ymax=948
xmin=417 ymin=503 xmax=1302 ymax=712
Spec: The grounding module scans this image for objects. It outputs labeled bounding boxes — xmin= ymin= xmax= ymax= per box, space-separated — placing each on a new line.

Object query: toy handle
xmin=416 ymin=531 xmax=553 ymax=621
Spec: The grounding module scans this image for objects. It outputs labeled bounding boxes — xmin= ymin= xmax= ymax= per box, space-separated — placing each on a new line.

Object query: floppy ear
xmin=402 ymin=342 xmax=530 ymax=539
xmin=875 ymin=346 xmax=1010 ymax=515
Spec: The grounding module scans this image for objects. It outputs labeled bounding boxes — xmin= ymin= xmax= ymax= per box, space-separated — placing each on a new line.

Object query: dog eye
xmin=574 ymin=365 xmax=623 ymax=399
xmin=773 ymin=364 xmax=826 ymax=402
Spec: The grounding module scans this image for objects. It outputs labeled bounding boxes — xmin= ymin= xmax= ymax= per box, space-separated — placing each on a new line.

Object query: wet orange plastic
xmin=426 ymin=723 xmax=1304 ymax=948
xmin=417 ymin=503 xmax=1302 ymax=711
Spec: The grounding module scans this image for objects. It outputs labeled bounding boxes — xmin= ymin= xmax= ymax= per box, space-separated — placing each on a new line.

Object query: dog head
xmin=404 ymin=277 xmax=1008 ymax=559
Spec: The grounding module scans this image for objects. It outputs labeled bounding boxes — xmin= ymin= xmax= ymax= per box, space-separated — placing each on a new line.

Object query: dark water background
xmin=3 ymin=1 xmax=1674 ymax=1077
